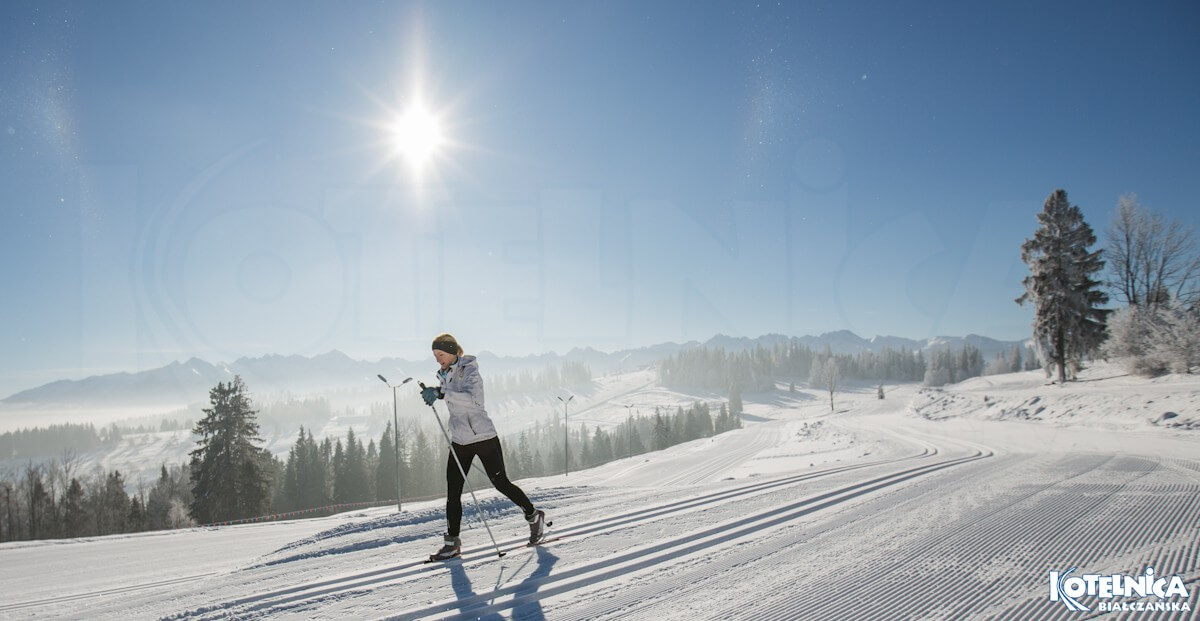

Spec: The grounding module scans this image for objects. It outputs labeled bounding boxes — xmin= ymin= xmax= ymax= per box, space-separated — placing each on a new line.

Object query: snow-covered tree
xmin=923 ymin=363 xmax=951 ymax=387
xmin=728 ymin=384 xmax=743 ymax=416
xmin=1106 ymin=194 xmax=1200 ymax=308
xmin=1156 ymin=305 xmax=1200 ymax=373
xmin=189 ymin=376 xmax=271 ymax=524
xmin=810 ymin=358 xmax=841 ymax=411
xmin=1107 ymin=303 xmax=1200 ymax=375
xmin=1017 ymin=189 xmax=1109 ymax=384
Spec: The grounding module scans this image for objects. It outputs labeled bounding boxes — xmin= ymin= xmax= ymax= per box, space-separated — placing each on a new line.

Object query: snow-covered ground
xmin=2 ymin=367 xmax=1197 ymax=620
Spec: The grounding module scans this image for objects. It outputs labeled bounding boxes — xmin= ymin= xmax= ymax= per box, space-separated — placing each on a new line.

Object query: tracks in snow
xmin=0 ymin=571 xmax=220 ymax=614
xmin=387 ymin=449 xmax=991 ymax=620
xmin=707 ymin=453 xmax=1200 ymax=621
xmin=173 ymin=445 xmax=945 ymax=619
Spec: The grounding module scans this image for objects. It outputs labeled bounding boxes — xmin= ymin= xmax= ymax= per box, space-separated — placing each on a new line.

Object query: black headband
xmin=432 ymin=340 xmax=458 ymax=355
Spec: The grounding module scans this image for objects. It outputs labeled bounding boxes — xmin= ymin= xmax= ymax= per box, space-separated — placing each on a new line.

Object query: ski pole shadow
xmin=448 ymin=561 xmax=506 ymax=621
xmin=445 ymin=546 xmax=560 ymax=620
xmin=510 ymin=546 xmax=559 ymax=620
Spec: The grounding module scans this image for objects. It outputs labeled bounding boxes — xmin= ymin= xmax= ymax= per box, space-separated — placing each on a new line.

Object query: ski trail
xmin=0 ymin=572 xmax=221 ymax=613
xmin=380 ymin=451 xmax=990 ymax=620
xmin=173 ymin=448 xmax=934 ymax=619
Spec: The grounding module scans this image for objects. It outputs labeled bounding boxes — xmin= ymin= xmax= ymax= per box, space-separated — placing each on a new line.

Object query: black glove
xmin=421 ymin=386 xmax=442 ymax=406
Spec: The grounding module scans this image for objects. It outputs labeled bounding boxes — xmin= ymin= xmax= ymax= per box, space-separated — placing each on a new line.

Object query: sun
xmin=392 ymin=103 xmax=443 ymax=170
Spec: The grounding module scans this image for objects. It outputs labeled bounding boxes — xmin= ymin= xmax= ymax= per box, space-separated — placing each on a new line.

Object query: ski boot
xmin=429 ymin=533 xmax=461 ymax=561
xmin=526 ymin=509 xmax=548 ymax=545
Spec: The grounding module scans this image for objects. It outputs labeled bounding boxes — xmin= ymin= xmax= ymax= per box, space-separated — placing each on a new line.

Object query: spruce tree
xmin=188 ymin=376 xmax=271 ymax=523
xmin=652 ymin=414 xmax=669 ymax=451
xmin=1017 ymin=189 xmax=1109 ymax=384
xmin=332 ymin=439 xmax=347 ymax=503
xmin=147 ymin=465 xmax=173 ymax=529
xmin=62 ymin=478 xmax=86 ymax=537
xmin=517 ymin=432 xmax=534 ymax=479
xmin=411 ymin=430 xmax=434 ymax=495
xmin=376 ymin=423 xmax=397 ymax=502
xmin=343 ymin=429 xmax=369 ymax=503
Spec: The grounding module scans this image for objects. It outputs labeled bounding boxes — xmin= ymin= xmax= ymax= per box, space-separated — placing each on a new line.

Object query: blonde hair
xmin=432 ymin=333 xmax=464 ymax=355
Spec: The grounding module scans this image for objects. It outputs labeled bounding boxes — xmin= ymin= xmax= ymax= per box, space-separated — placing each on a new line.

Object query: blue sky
xmin=2 ymin=1 xmax=1198 ymax=397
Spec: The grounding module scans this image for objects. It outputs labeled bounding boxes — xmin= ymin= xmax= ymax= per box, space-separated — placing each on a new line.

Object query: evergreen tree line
xmin=922 ymin=345 xmax=986 ymax=387
xmin=486 ymin=361 xmax=594 ymax=396
xmin=0 ymin=423 xmax=108 ymax=460
xmin=0 ymin=419 xmax=197 ymax=463
xmin=271 ymin=399 xmax=743 ymax=514
xmin=0 ymin=461 xmax=193 ymax=543
xmin=984 ymin=344 xmax=1042 ymax=376
xmin=659 ymin=343 xmax=931 ymax=393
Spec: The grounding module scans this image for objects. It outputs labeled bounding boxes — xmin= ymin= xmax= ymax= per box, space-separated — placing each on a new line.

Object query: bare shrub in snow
xmin=1155 ymin=306 xmax=1200 ymax=374
xmin=167 ymin=498 xmax=195 ymax=529
xmin=923 ymin=365 xmax=950 ymax=387
xmin=809 ymin=358 xmax=841 ymax=411
xmin=1105 ymin=304 xmax=1200 ymax=375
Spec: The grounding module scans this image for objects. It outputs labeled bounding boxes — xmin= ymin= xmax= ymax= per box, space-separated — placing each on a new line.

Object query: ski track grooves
xmin=380 ymin=450 xmax=991 ymax=620
xmin=172 ymin=448 xmax=937 ymax=619
xmin=659 ymin=424 xmax=778 ymax=486
xmin=0 ymin=572 xmax=221 ymax=613
xmin=743 ymin=454 xmax=1199 ymax=621
xmin=585 ymin=454 xmax=1031 ymax=621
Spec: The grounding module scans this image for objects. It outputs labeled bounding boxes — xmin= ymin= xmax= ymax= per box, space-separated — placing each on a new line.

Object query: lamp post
xmin=377 ymin=375 xmax=412 ymax=512
xmin=557 ymin=395 xmax=574 ymax=477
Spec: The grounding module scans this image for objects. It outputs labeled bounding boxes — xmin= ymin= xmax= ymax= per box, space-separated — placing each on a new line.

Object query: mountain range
xmin=1 ymin=331 xmax=1028 ymax=407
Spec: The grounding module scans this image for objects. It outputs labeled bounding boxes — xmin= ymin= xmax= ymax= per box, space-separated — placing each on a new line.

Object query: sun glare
xmin=393 ymin=103 xmax=443 ymax=169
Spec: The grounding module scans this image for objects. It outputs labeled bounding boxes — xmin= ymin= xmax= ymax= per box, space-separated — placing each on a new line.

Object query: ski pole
xmin=420 ymin=382 xmax=507 ymax=559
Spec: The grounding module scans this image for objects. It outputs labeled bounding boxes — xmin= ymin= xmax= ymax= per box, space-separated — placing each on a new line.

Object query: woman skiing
xmin=421 ymin=333 xmax=546 ymax=561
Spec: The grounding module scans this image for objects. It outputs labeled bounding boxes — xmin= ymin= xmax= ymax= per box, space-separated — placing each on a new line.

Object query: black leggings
xmin=446 ymin=436 xmax=534 ymax=537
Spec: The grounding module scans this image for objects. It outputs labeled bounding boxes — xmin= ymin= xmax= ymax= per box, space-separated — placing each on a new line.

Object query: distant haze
xmin=0 ymin=330 xmax=1026 ymax=429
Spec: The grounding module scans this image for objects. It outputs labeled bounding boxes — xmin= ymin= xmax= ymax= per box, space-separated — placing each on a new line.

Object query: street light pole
xmin=557 ymin=395 xmax=574 ymax=477
xmin=377 ymin=375 xmax=412 ymax=512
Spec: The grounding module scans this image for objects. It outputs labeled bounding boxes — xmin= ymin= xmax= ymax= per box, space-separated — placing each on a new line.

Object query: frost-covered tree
xmin=728 ymin=384 xmax=743 ymax=416
xmin=1104 ymin=305 xmax=1161 ymax=375
xmin=1156 ymin=305 xmax=1200 ymax=373
xmin=809 ymin=358 xmax=841 ymax=411
xmin=189 ymin=376 xmax=271 ymax=524
xmin=1106 ymin=194 xmax=1200 ymax=308
xmin=923 ymin=358 xmax=951 ymax=387
xmin=1107 ymin=303 xmax=1200 ymax=375
xmin=1016 ymin=189 xmax=1109 ymax=384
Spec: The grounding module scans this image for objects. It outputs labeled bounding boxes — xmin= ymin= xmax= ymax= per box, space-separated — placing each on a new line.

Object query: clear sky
xmin=2 ymin=1 xmax=1198 ymax=398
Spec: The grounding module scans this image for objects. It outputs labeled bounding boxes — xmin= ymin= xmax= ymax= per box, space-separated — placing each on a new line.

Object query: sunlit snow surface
xmin=2 ymin=364 xmax=1197 ymax=620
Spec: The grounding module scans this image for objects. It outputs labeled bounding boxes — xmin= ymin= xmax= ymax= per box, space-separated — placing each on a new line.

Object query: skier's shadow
xmin=448 ymin=547 xmax=559 ymax=620
xmin=511 ymin=547 xmax=559 ymax=620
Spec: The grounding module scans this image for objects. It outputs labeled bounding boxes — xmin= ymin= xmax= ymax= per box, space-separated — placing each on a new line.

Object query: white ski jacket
xmin=437 ymin=355 xmax=499 ymax=445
